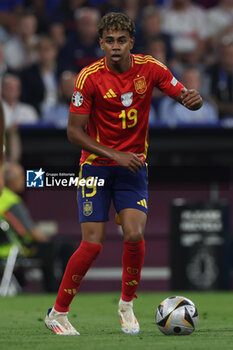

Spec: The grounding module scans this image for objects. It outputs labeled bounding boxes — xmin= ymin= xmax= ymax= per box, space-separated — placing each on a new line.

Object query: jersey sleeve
xmin=69 ymin=70 xmax=95 ymax=115
xmin=152 ymin=61 xmax=184 ymax=98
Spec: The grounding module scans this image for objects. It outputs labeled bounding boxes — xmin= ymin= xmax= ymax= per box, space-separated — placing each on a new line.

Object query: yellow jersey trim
xmin=76 ymin=60 xmax=105 ymax=89
xmin=79 ymin=64 xmax=105 ymax=90
xmin=76 ymin=61 xmax=102 ymax=88
xmin=143 ymin=125 xmax=149 ymax=159
xmin=82 ymin=153 xmax=99 ymax=166
xmin=134 ymin=55 xmax=167 ymax=70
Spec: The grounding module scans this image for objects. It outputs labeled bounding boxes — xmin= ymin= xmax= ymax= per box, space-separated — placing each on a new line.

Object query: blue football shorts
xmin=77 ymin=163 xmax=148 ymax=223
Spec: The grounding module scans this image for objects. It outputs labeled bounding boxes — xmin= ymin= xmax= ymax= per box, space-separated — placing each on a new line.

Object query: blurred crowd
xmin=0 ymin=0 xmax=232 ymax=141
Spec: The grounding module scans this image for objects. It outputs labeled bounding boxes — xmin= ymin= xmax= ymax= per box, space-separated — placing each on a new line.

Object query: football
xmin=156 ymin=296 xmax=198 ymax=335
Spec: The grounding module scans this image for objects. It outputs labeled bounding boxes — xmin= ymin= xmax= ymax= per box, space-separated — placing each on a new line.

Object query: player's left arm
xmin=175 ymin=88 xmax=203 ymax=111
xmin=153 ymin=60 xmax=203 ymax=111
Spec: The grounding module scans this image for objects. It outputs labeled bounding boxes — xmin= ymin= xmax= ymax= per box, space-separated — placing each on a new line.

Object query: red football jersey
xmin=69 ymin=54 xmax=184 ymax=165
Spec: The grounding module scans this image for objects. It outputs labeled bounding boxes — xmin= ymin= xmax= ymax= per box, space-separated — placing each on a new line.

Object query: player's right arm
xmin=67 ymin=112 xmax=143 ymax=173
xmin=0 ymin=101 xmax=4 ymax=194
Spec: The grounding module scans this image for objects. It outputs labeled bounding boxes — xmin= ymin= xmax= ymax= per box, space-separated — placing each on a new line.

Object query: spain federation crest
xmin=133 ymin=76 xmax=147 ymax=94
xmin=121 ymin=92 xmax=133 ymax=107
xmin=83 ymin=201 xmax=93 ymax=216
xmin=72 ymin=91 xmax=84 ymax=107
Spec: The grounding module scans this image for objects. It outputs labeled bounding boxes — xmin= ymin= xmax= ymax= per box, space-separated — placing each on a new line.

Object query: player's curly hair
xmin=98 ymin=12 xmax=136 ymax=38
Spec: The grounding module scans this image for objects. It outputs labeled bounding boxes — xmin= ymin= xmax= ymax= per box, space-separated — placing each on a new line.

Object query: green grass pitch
xmin=0 ymin=291 xmax=233 ymax=350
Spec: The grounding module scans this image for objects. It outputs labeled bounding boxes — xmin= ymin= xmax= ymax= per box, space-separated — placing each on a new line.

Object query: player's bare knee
xmin=122 ymin=220 xmax=145 ymax=242
xmin=82 ymin=232 xmax=105 ymax=244
xmin=81 ymin=222 xmax=105 ymax=244
xmin=123 ymin=231 xmax=144 ymax=242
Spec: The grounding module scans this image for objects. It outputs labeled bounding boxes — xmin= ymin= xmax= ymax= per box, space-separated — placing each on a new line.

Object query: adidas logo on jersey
xmin=104 ymin=89 xmax=117 ymax=98
xmin=137 ymin=199 xmax=147 ymax=209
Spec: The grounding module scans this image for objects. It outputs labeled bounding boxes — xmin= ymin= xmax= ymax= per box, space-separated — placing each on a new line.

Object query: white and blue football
xmin=156 ymin=296 xmax=198 ymax=335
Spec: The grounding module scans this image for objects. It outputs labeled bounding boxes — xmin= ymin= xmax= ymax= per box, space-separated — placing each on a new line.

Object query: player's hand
xmin=113 ymin=151 xmax=144 ymax=173
xmin=180 ymin=88 xmax=203 ymax=110
xmin=31 ymin=228 xmax=51 ymax=242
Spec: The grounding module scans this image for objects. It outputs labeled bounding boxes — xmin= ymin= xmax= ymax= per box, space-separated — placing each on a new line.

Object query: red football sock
xmin=55 ymin=240 xmax=102 ymax=312
xmin=121 ymin=238 xmax=145 ymax=302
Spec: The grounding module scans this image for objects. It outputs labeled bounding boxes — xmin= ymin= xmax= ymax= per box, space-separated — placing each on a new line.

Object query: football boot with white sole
xmin=45 ymin=307 xmax=80 ymax=335
xmin=118 ymin=299 xmax=140 ymax=334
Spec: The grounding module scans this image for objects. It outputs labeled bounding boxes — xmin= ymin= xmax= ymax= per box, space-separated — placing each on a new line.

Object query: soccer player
xmin=45 ymin=12 xmax=202 ymax=335
xmin=0 ymin=101 xmax=4 ymax=195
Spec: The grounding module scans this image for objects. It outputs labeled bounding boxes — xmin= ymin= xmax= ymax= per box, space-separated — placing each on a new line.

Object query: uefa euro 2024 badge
xmin=72 ymin=91 xmax=84 ymax=107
